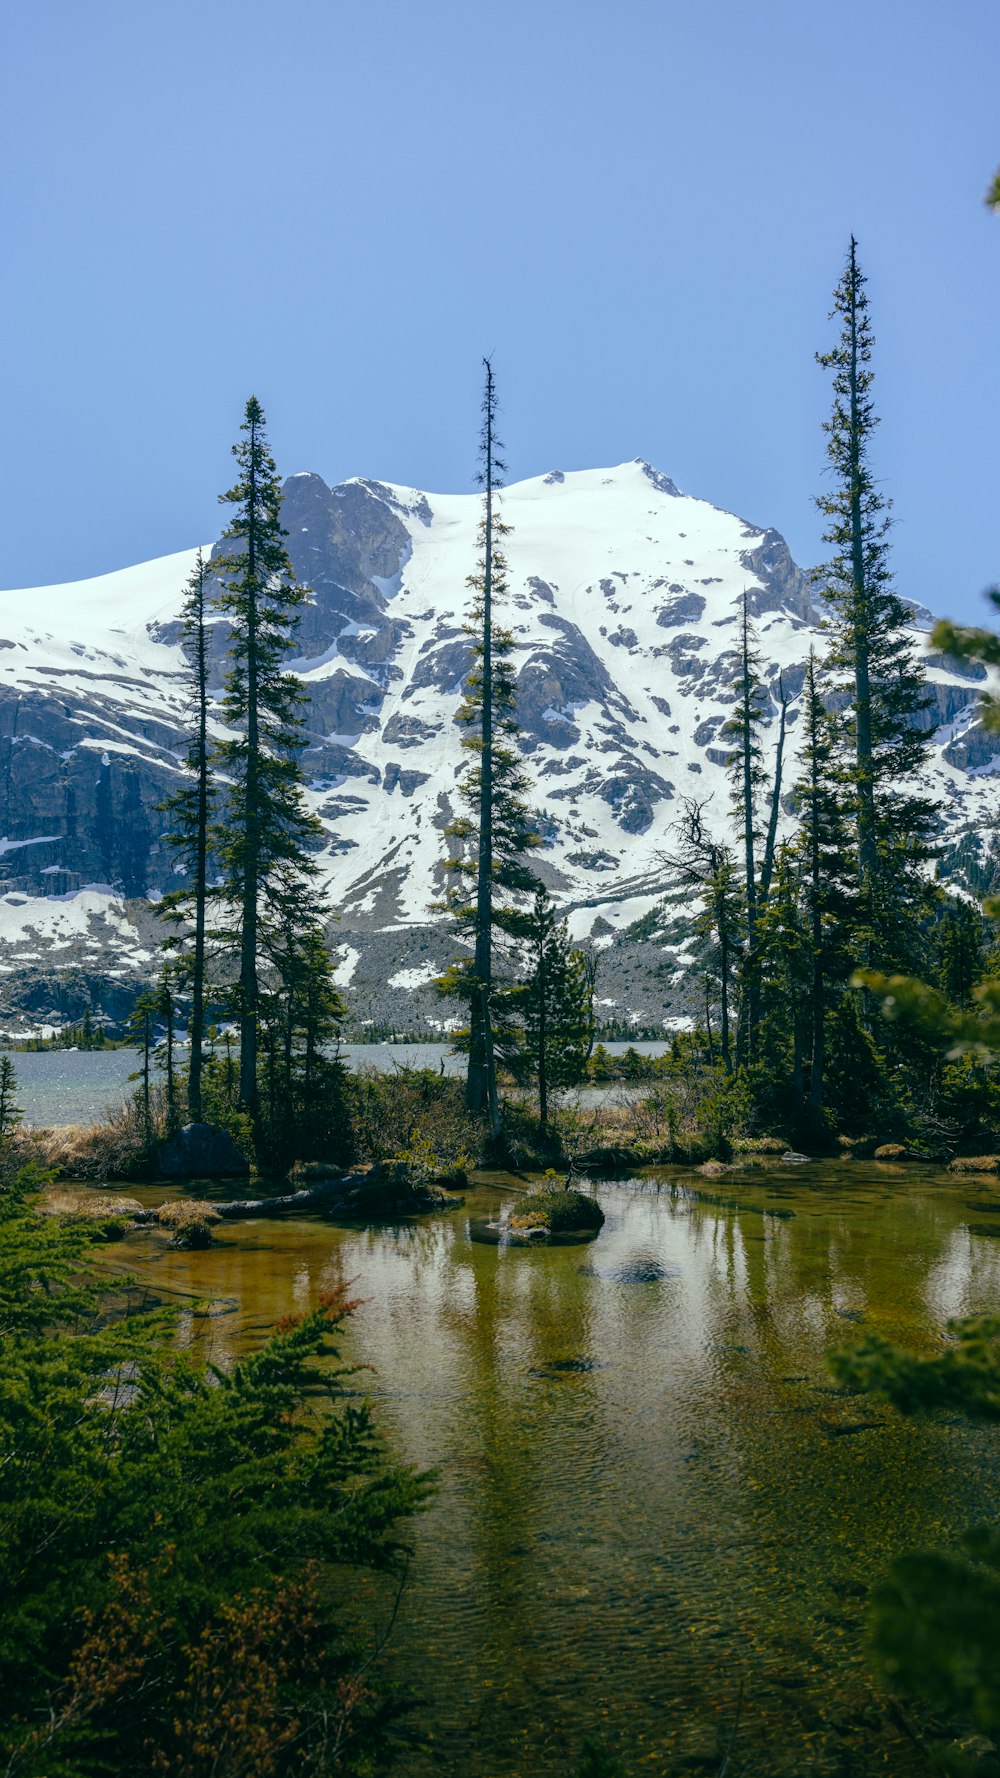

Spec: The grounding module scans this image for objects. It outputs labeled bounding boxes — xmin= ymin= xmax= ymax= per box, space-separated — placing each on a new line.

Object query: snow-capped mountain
xmin=0 ymin=459 xmax=993 ymax=1030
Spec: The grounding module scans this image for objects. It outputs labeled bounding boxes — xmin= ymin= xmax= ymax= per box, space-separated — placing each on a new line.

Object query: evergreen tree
xmin=667 ymin=800 xmax=743 ymax=1074
xmin=724 ymin=592 xmax=767 ymax=1060
xmin=159 ymin=549 xmax=213 ymax=1123
xmin=815 ymin=239 xmax=936 ymax=966
xmin=794 ymin=650 xmax=857 ymax=1111
xmin=127 ymin=989 xmax=158 ymax=1145
xmin=212 ymin=397 xmax=324 ymax=1128
xmin=260 ymin=892 xmax=351 ymax=1164
xmin=858 ymin=598 xmax=1000 ymax=1080
xmin=0 ymin=1180 xmax=426 ymax=1777
xmin=0 ymin=1057 xmax=22 ymax=1144
xmin=938 ymin=897 xmax=987 ymax=1011
xmin=758 ymin=672 xmax=790 ymax=905
xmin=439 ymin=361 xmax=539 ymax=1133
xmin=156 ymin=970 xmax=179 ymax=1136
xmin=756 ymin=841 xmax=810 ymax=1112
xmin=519 ymin=886 xmax=591 ymax=1127
xmin=727 ymin=593 xmax=766 ymax=933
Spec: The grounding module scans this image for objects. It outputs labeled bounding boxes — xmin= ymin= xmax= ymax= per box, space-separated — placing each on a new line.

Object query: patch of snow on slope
xmin=388 ymin=962 xmax=440 ymax=990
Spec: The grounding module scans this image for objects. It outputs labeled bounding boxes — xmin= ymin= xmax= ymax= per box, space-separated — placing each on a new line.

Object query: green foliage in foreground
xmin=0 ymin=1174 xmax=429 ymax=1777
xmin=832 ymin=1316 xmax=1000 ymax=1422
xmin=832 ymin=1317 xmax=1000 ymax=1771
xmin=869 ymin=1531 xmax=1000 ymax=1769
xmin=857 ymin=969 xmax=1000 ymax=1064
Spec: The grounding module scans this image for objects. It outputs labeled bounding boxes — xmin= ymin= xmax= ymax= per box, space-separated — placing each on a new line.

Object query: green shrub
xmin=831 ymin=1316 xmax=1000 ymax=1764
xmin=937 ymin=1054 xmax=1000 ymax=1148
xmin=511 ymin=1187 xmax=605 ymax=1233
xmin=0 ymin=1173 xmax=428 ymax=1776
xmin=348 ymin=1067 xmax=480 ymax=1174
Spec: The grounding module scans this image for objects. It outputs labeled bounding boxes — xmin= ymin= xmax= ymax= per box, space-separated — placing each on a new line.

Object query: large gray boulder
xmin=156 ymin=1122 xmax=249 ymax=1181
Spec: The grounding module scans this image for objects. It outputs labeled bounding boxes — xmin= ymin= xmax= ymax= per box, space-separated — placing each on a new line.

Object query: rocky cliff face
xmin=0 ymin=460 xmax=994 ymax=1031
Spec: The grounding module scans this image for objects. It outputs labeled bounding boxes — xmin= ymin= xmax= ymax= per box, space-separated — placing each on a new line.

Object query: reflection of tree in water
xmin=431 ymin=1235 xmax=559 ymax=1765
xmin=148 ymin=1174 xmax=1000 ymax=1776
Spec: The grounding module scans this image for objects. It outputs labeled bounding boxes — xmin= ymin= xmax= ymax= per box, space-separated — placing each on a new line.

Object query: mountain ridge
xmin=0 ymin=459 xmax=993 ymax=1033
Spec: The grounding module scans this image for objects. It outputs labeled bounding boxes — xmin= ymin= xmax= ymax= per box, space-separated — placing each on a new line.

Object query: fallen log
xmin=211 ymin=1173 xmax=364 ymax=1219
xmin=128 ymin=1164 xmax=449 ymax=1226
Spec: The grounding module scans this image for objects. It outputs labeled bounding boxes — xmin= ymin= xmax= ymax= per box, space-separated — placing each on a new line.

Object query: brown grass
xmin=154 ymin=1199 xmax=221 ymax=1229
xmin=43 ymin=1189 xmax=145 ymax=1218
xmin=33 ymin=1099 xmax=150 ymax=1180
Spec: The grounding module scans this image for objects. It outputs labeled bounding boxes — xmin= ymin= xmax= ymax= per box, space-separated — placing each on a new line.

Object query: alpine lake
xmin=65 ymin=1152 xmax=1000 ymax=1778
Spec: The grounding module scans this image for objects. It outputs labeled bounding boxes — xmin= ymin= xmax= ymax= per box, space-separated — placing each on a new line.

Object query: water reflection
xmin=103 ymin=1162 xmax=1000 ymax=1775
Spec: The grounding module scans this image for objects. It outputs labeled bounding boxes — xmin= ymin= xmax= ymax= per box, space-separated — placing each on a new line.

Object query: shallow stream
xmin=92 ymin=1161 xmax=1000 ymax=1775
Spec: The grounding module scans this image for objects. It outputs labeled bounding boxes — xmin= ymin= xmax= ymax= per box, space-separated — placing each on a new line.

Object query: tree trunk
xmin=239 ymin=422 xmax=260 ymax=1121
xmin=808 ymin=678 xmax=825 ymax=1110
xmin=467 ymin=365 xmax=496 ymax=1118
xmin=142 ymin=1016 xmax=151 ymax=1141
xmin=793 ymin=1012 xmax=805 ymax=1113
xmin=808 ymin=791 xmax=825 ymax=1110
xmin=719 ymin=930 xmax=732 ymax=1074
xmin=759 ymin=677 xmax=788 ymax=903
xmin=188 ymin=553 xmax=209 ymax=1124
xmin=847 ymin=238 xmax=877 ymax=894
xmin=538 ymin=937 xmax=548 ymax=1128
xmin=739 ymin=598 xmax=759 ymax=1061
xmin=163 ymin=986 xmax=176 ymax=1135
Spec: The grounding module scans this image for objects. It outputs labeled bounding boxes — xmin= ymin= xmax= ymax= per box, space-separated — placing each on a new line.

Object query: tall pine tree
xmin=519 ymin=886 xmax=591 ymax=1127
xmin=724 ymin=592 xmax=767 ymax=1061
xmin=440 ymin=362 xmax=539 ymax=1131
xmin=159 ymin=549 xmax=213 ymax=1123
xmin=668 ymin=799 xmax=743 ymax=1073
xmin=816 ymin=239 xmax=936 ymax=970
xmin=213 ymin=396 xmax=324 ymax=1126
xmin=794 ymin=650 xmax=857 ymax=1111
xmin=260 ymin=894 xmax=350 ymax=1164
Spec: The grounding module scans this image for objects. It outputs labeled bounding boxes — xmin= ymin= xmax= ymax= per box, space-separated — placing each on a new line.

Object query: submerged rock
xmin=529 ymin=1357 xmax=603 ymax=1377
xmin=338 ymin=1161 xmax=456 ymax=1217
xmin=508 ymin=1188 xmax=605 ymax=1236
xmin=580 ymin=1258 xmax=677 ymax=1284
xmin=156 ymin=1123 xmax=249 ymax=1181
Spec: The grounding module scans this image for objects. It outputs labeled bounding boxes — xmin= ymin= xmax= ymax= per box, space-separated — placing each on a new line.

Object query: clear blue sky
xmin=2 ymin=0 xmax=997 ymax=617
